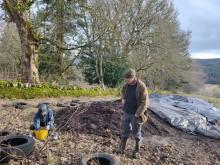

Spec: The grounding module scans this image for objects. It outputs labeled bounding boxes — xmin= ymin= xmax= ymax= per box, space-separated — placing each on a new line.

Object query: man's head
xmin=38 ymin=104 xmax=48 ymax=117
xmin=124 ymin=68 xmax=137 ymax=85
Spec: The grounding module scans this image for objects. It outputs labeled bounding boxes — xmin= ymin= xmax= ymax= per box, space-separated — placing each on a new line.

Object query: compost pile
xmin=55 ymin=100 xmax=183 ymax=138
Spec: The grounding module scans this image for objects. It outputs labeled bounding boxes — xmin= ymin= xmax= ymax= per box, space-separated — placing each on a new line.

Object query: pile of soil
xmin=54 ymin=100 xmax=220 ymax=164
xmin=55 ymin=100 xmax=184 ymax=138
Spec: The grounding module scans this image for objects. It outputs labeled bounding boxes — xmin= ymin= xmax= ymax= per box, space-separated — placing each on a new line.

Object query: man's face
xmin=40 ymin=111 xmax=47 ymax=117
xmin=125 ymin=77 xmax=135 ymax=85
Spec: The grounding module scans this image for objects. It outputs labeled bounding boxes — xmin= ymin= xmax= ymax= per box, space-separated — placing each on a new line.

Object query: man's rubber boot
xmin=118 ymin=138 xmax=127 ymax=154
xmin=133 ymin=138 xmax=141 ymax=159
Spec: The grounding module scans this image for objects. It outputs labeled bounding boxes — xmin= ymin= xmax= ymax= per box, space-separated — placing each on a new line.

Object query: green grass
xmin=177 ymin=91 xmax=220 ymax=108
xmin=149 ymin=89 xmax=176 ymax=95
xmin=0 ymin=81 xmax=120 ymax=99
xmin=4 ymin=80 xmax=219 ymax=109
xmin=0 ymin=80 xmax=176 ymax=99
xmin=189 ymin=95 xmax=220 ymax=108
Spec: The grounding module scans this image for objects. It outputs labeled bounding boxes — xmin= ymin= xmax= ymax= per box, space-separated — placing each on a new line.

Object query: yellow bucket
xmin=34 ymin=129 xmax=48 ymax=141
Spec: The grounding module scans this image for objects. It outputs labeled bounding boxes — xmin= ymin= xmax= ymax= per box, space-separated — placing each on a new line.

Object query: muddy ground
xmin=0 ymin=97 xmax=220 ymax=165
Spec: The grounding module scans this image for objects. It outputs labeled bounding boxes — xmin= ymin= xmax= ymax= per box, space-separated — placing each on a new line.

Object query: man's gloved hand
xmin=46 ymin=125 xmax=50 ymax=130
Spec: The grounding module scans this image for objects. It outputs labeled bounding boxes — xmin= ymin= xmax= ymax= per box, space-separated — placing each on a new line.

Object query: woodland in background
xmin=0 ymin=0 xmax=205 ymax=91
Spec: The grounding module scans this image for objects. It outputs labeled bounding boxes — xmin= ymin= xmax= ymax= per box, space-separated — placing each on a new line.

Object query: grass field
xmin=179 ymin=84 xmax=220 ymax=108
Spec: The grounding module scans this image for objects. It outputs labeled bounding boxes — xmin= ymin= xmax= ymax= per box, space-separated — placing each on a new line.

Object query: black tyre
xmin=57 ymin=102 xmax=70 ymax=107
xmin=80 ymin=153 xmax=118 ymax=165
xmin=0 ymin=131 xmax=10 ymax=137
xmin=0 ymin=131 xmax=11 ymax=141
xmin=14 ymin=102 xmax=29 ymax=110
xmin=0 ymin=135 xmax=35 ymax=163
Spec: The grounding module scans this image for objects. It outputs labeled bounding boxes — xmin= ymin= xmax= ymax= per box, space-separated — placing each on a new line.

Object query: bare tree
xmin=127 ymin=0 xmax=191 ymax=89
xmin=0 ymin=23 xmax=22 ymax=80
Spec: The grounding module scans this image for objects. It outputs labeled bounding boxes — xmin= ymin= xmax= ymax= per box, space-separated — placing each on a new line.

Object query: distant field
xmin=189 ymin=94 xmax=220 ymax=108
xmin=195 ymin=84 xmax=220 ymax=97
xmin=179 ymin=84 xmax=220 ymax=108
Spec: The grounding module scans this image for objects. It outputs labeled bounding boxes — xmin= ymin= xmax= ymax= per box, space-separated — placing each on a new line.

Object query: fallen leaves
xmin=1 ymin=99 xmax=220 ymax=165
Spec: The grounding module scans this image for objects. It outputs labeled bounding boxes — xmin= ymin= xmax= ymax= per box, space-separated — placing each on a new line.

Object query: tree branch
xmin=136 ymin=63 xmax=154 ymax=72
xmin=60 ymin=51 xmax=82 ymax=76
xmin=40 ymin=36 xmax=100 ymax=50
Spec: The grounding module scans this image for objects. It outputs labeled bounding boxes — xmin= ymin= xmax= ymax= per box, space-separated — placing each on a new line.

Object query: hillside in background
xmin=196 ymin=58 xmax=220 ymax=84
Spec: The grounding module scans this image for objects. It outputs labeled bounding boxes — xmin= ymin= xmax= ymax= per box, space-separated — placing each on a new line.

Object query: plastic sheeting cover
xmin=149 ymin=94 xmax=220 ymax=139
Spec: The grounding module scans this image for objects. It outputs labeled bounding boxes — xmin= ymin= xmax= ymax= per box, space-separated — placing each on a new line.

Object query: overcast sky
xmin=172 ymin=0 xmax=220 ymax=59
xmin=0 ymin=1 xmax=219 ymax=59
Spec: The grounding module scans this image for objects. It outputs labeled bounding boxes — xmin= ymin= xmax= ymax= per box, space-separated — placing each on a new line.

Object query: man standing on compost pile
xmin=119 ymin=68 xmax=149 ymax=159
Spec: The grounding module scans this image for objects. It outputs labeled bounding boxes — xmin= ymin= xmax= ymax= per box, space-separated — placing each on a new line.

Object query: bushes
xmin=0 ymin=81 xmax=120 ymax=99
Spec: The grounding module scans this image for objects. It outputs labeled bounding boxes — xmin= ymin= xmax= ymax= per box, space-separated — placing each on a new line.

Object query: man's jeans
xmin=121 ymin=112 xmax=142 ymax=140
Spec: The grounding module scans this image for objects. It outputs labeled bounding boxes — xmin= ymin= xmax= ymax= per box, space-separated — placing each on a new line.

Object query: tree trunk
xmin=99 ymin=53 xmax=105 ymax=89
xmin=95 ymin=55 xmax=101 ymax=83
xmin=56 ymin=0 xmax=65 ymax=75
xmin=19 ymin=28 xmax=40 ymax=83
xmin=95 ymin=54 xmax=105 ymax=88
xmin=3 ymin=0 xmax=40 ymax=83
